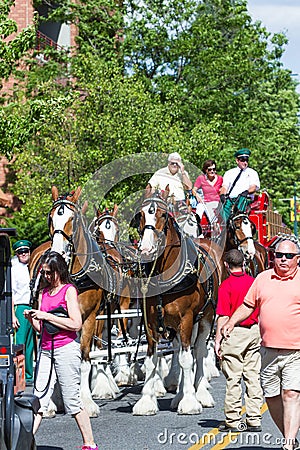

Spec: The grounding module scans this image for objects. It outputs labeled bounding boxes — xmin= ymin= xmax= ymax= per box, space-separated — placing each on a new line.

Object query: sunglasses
xmin=275 ymin=252 xmax=299 ymax=260
xmin=237 ymin=157 xmax=249 ymax=162
xmin=16 ymin=249 xmax=30 ymax=255
xmin=41 ymin=269 xmax=53 ymax=276
xmin=207 ymin=168 xmax=216 ymax=172
xmin=169 ymin=162 xmax=179 ymax=167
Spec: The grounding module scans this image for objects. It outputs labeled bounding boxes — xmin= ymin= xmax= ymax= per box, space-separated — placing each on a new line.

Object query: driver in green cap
xmin=219 ymin=148 xmax=260 ymax=221
xmin=11 ymin=239 xmax=35 ymax=386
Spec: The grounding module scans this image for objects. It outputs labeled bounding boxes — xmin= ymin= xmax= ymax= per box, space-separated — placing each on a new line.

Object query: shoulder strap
xmin=227 ymin=169 xmax=243 ymax=197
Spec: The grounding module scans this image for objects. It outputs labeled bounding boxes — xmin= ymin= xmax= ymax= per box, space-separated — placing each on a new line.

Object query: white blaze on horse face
xmin=240 ymin=217 xmax=255 ymax=258
xmin=179 ymin=213 xmax=202 ymax=238
xmin=51 ymin=205 xmax=74 ymax=255
xmin=99 ymin=218 xmax=118 ymax=242
xmin=139 ymin=203 xmax=157 ymax=255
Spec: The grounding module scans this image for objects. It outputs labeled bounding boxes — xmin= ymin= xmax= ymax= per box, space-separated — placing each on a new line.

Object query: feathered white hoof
xmin=177 ymin=395 xmax=202 ymax=415
xmin=114 ymin=367 xmax=131 ymax=386
xmin=132 ymin=395 xmax=158 ymax=416
xmin=43 ymin=400 xmax=56 ymax=419
xmin=81 ymin=391 xmax=100 ymax=417
xmin=152 ymin=371 xmax=166 ymax=397
xmin=92 ymin=365 xmax=119 ymax=399
xmin=195 ymin=379 xmax=215 ymax=407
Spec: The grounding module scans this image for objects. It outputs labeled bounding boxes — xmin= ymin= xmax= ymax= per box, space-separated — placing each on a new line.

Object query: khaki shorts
xmin=260 ymin=347 xmax=300 ymax=397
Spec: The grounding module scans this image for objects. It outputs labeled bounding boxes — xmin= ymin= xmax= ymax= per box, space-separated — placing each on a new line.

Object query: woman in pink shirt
xmin=193 ymin=159 xmax=223 ymax=224
xmin=24 ymin=251 xmax=98 ymax=450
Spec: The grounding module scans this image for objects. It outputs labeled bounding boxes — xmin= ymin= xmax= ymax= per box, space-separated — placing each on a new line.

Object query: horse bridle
xmin=139 ymin=196 xmax=169 ymax=238
xmin=229 ymin=213 xmax=254 ymax=246
xmin=48 ymin=198 xmax=81 ymax=265
xmin=93 ymin=211 xmax=119 ymax=241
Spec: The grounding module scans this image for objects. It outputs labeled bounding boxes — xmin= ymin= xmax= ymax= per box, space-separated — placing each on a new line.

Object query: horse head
xmin=228 ymin=210 xmax=256 ymax=260
xmin=48 ymin=186 xmax=83 ymax=264
xmin=176 ymin=208 xmax=203 ymax=238
xmin=138 ymin=184 xmax=169 ymax=255
xmin=93 ymin=204 xmax=119 ymax=243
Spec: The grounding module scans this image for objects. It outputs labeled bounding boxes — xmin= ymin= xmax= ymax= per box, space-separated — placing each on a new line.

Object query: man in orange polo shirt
xmin=221 ymin=239 xmax=300 ymax=450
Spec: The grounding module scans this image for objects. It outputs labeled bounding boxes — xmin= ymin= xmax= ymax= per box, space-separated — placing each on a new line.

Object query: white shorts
xmin=34 ymin=339 xmax=83 ymax=415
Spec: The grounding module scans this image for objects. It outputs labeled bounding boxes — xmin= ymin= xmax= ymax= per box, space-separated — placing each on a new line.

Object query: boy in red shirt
xmin=215 ymin=249 xmax=262 ymax=432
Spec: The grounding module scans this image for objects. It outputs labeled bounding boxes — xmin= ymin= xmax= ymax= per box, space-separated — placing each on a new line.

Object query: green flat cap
xmin=234 ymin=148 xmax=251 ymax=158
xmin=12 ymin=240 xmax=32 ymax=251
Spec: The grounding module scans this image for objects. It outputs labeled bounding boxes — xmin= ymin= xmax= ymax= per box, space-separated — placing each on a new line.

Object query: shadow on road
xmin=37 ymin=446 xmax=64 ymax=450
xmin=197 ymin=418 xmax=221 ymax=428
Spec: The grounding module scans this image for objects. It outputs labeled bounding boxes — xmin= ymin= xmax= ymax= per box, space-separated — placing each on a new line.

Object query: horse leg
xmin=113 ymin=294 xmax=138 ymax=387
xmin=92 ymin=361 xmax=120 ymax=399
xmin=204 ymin=338 xmax=220 ymax=380
xmin=164 ymin=335 xmax=181 ymax=392
xmin=132 ymin=338 xmax=159 ymax=416
xmin=44 ymin=381 xmax=64 ymax=418
xmin=170 ymin=346 xmax=202 ymax=414
xmin=170 ymin=316 xmax=202 ymax=414
xmin=91 ymin=312 xmax=120 ymax=399
xmin=80 ymin=311 xmax=100 ymax=417
xmin=193 ymin=318 xmax=215 ymax=408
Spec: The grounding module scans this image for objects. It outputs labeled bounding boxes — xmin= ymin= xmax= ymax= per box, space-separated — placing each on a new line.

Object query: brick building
xmin=8 ymin=0 xmax=77 ymax=51
xmin=0 ymin=1 xmax=77 ymax=221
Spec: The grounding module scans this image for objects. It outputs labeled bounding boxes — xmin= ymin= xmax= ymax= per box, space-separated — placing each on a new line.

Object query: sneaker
xmin=82 ymin=445 xmax=98 ymax=450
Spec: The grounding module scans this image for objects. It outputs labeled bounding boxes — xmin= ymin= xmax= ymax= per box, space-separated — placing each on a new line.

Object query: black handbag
xmin=43 ymin=306 xmax=69 ymax=335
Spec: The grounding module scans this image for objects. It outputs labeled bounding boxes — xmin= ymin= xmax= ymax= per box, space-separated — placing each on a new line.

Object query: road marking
xmin=189 ymin=403 xmax=268 ymax=450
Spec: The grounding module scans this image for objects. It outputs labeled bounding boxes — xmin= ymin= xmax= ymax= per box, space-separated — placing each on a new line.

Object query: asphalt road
xmin=32 ymin=370 xmax=298 ymax=450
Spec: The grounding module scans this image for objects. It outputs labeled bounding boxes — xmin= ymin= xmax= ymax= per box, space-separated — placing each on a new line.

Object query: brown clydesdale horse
xmin=91 ymin=205 xmax=141 ymax=387
xmin=224 ymin=200 xmax=268 ymax=276
xmin=29 ymin=187 xmax=111 ymax=416
xmin=132 ymin=185 xmax=222 ymax=415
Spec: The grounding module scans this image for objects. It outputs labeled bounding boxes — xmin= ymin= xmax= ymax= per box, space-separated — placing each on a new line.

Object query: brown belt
xmin=236 ymin=323 xmax=257 ymax=329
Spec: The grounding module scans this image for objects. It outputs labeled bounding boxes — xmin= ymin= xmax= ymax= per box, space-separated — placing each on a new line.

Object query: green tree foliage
xmin=0 ymin=0 xmax=299 ymax=243
xmin=0 ymin=0 xmax=35 ymax=84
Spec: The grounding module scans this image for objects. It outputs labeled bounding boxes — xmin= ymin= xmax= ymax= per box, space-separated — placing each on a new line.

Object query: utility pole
xmin=293 ymin=182 xmax=298 ymax=237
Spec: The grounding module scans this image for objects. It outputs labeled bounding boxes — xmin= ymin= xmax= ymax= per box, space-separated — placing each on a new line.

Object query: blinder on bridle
xmin=94 ymin=210 xmax=119 ymax=241
xmin=139 ymin=195 xmax=169 ymax=237
xmin=47 ymin=195 xmax=80 ymax=243
xmin=229 ymin=213 xmax=254 ymax=246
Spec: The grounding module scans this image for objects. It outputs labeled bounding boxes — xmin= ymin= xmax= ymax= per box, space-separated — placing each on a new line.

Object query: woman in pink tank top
xmin=24 ymin=251 xmax=98 ymax=450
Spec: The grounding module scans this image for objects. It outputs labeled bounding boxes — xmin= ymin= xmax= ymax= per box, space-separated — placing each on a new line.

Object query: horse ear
xmin=251 ymin=221 xmax=256 ymax=236
xmin=163 ymin=185 xmax=170 ymax=200
xmin=72 ymin=186 xmax=82 ymax=203
xmin=52 ymin=186 xmax=59 ymax=201
xmin=112 ymin=204 xmax=118 ymax=217
xmin=145 ymin=184 xmax=152 ymax=197
xmin=81 ymin=201 xmax=88 ymax=215
xmin=93 ymin=204 xmax=98 ymax=216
